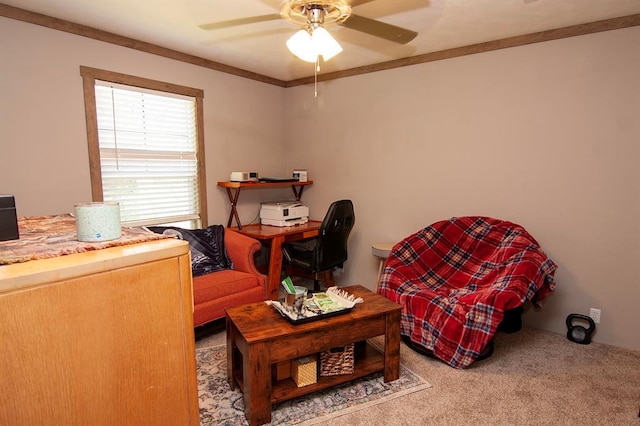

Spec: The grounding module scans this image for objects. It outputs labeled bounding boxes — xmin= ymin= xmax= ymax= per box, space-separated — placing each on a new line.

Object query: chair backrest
xmin=381 ymin=216 xmax=553 ymax=293
xmin=312 ymin=200 xmax=355 ymax=271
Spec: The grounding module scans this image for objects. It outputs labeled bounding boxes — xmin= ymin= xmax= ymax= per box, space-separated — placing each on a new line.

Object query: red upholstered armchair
xmin=378 ymin=216 xmax=557 ymax=368
xmin=192 ymin=229 xmax=267 ymax=327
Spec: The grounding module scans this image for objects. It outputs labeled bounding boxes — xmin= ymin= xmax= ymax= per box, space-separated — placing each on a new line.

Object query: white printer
xmin=260 ymin=201 xmax=309 ymax=227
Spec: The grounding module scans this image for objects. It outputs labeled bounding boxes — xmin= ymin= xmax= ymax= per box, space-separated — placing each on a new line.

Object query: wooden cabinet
xmin=0 ymin=239 xmax=199 ymax=426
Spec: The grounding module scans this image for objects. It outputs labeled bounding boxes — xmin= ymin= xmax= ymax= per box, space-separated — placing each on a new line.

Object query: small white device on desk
xmin=260 ymin=201 xmax=309 ymax=227
xmin=230 ymin=171 xmax=258 ymax=182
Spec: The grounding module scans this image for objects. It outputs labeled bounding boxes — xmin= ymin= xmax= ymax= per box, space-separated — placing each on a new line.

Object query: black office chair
xmin=282 ymin=200 xmax=355 ymax=291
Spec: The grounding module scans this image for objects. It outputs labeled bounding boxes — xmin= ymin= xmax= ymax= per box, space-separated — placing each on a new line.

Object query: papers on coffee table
xmin=266 ymin=286 xmax=364 ymax=324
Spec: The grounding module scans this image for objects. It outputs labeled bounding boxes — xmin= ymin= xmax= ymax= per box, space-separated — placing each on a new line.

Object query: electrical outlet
xmin=589 ymin=308 xmax=601 ymax=324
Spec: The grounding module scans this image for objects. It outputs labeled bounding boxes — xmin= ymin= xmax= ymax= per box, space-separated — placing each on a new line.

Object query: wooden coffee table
xmin=225 ymin=285 xmax=401 ymax=426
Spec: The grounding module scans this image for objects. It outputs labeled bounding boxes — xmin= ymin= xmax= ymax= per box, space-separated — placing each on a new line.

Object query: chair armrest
xmin=224 ymin=228 xmax=268 ymax=300
xmin=224 ymin=229 xmax=268 ymax=299
xmin=224 ymin=229 xmax=263 ymax=277
xmin=287 ymin=240 xmax=316 ymax=251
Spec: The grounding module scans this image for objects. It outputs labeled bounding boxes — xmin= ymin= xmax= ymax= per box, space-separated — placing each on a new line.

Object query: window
xmin=80 ymin=66 xmax=207 ymax=228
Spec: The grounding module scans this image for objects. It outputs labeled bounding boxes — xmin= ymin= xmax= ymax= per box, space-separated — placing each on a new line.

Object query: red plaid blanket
xmin=378 ymin=217 xmax=557 ymax=368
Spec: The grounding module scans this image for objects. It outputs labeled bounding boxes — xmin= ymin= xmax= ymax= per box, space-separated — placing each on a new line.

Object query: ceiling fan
xmin=199 ymin=0 xmax=418 ymax=63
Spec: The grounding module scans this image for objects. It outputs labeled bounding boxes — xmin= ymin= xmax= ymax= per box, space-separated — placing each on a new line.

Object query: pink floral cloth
xmin=0 ymin=214 xmax=168 ymax=265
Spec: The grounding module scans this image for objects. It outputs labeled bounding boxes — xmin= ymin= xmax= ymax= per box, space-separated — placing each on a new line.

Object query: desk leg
xmin=225 ymin=188 xmax=243 ymax=229
xmin=384 ymin=310 xmax=401 ymax=382
xmin=266 ymin=236 xmax=285 ymax=300
xmin=243 ymin=341 xmax=272 ymax=426
xmin=291 ymin=185 xmax=305 ymax=201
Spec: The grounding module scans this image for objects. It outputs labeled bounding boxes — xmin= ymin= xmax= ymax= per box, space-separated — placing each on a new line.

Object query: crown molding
xmin=286 ymin=13 xmax=640 ymax=87
xmin=0 ymin=3 xmax=287 ymax=87
xmin=2 ymin=4 xmax=639 ymax=88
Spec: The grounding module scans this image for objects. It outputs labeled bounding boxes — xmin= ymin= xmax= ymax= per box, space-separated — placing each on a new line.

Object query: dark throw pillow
xmin=147 ymin=225 xmax=233 ymax=277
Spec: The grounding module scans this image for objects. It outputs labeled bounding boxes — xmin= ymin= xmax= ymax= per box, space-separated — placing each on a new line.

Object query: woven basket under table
xmin=320 ymin=343 xmax=355 ymax=376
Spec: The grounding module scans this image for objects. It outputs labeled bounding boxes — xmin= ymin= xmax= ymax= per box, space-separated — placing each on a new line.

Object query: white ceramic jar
xmin=75 ymin=202 xmax=122 ymax=242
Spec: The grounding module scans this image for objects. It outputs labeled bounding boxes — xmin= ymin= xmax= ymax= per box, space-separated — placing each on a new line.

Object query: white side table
xmin=372 ymin=242 xmax=395 ymax=291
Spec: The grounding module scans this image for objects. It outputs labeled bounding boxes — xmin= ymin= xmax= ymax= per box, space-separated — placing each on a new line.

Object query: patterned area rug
xmin=197 ymin=345 xmax=431 ymax=425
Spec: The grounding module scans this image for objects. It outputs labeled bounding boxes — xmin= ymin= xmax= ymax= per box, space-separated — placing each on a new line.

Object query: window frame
xmin=80 ymin=66 xmax=208 ymax=228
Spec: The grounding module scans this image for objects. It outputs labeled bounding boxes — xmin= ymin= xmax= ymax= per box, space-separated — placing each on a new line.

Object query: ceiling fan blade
xmin=340 ymin=14 xmax=418 ymax=44
xmin=199 ymin=14 xmax=282 ymax=31
xmin=348 ymin=0 xmax=377 ymax=6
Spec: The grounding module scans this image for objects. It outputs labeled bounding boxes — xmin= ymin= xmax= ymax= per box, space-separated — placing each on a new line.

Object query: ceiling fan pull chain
xmin=314 ymin=57 xmax=319 ymax=98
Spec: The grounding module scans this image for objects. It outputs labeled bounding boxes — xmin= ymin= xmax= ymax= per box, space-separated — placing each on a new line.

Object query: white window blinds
xmin=94 ymin=81 xmax=200 ymax=227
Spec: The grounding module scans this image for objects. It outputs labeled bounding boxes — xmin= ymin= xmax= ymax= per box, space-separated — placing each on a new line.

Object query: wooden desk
xmin=217 ymin=180 xmax=313 ymax=229
xmin=233 ymin=220 xmax=321 ymax=300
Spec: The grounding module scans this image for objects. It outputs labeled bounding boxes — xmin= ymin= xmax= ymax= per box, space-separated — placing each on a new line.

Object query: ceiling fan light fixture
xmin=312 ymin=27 xmax=343 ymax=61
xmin=286 ymin=26 xmax=343 ymax=63
xmin=286 ymin=29 xmax=317 ymax=62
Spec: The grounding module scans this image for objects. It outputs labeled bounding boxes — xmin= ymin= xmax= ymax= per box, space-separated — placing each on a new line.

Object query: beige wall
xmin=0 ymin=17 xmax=289 ymax=224
xmin=284 ymin=26 xmax=640 ymax=350
xmin=1 ymin=17 xmax=638 ymax=351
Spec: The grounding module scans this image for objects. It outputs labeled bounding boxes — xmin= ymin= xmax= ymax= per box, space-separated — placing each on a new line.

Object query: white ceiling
xmin=4 ymin=0 xmax=640 ymax=82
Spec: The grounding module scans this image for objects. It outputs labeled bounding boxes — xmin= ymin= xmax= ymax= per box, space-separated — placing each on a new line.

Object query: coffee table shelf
xmin=231 ymin=343 xmax=384 ymax=403
xmin=271 ymin=343 xmax=383 ymax=403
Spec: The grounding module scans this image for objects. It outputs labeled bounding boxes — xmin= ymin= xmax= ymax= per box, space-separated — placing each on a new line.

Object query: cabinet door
xmin=0 ymin=254 xmax=198 ymax=426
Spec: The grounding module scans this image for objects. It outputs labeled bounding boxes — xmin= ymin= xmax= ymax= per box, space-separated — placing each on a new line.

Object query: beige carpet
xmin=196 ymin=326 xmax=639 ymax=425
